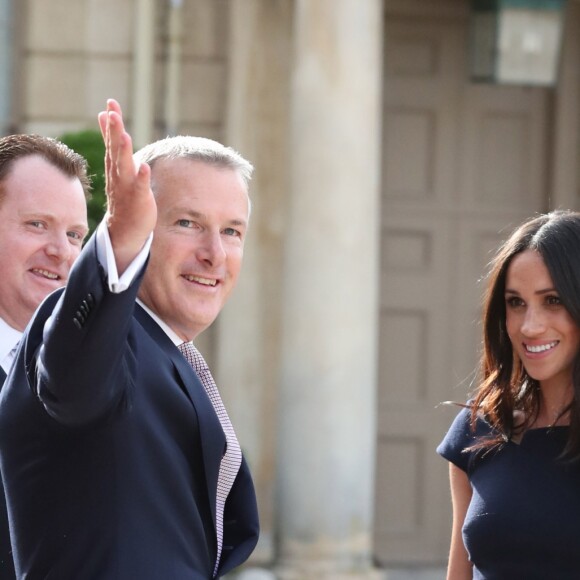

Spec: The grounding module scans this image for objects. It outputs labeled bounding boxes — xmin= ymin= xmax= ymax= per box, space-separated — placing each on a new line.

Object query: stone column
xmin=551 ymin=0 xmax=580 ymax=210
xmin=217 ymin=0 xmax=293 ymax=569
xmin=277 ymin=1 xmax=383 ymax=578
xmin=0 ymin=0 xmax=14 ymax=135
xmin=131 ymin=0 xmax=155 ymax=148
xmin=163 ymin=0 xmax=183 ymax=137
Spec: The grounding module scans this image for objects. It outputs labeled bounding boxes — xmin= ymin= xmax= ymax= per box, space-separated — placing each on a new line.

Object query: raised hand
xmin=97 ymin=99 xmax=157 ymax=274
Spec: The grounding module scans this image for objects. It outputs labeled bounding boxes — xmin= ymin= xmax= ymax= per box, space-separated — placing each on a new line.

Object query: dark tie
xmin=178 ymin=341 xmax=242 ymax=577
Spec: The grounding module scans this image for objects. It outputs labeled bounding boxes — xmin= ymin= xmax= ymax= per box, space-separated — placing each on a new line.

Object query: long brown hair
xmin=471 ymin=210 xmax=580 ymax=460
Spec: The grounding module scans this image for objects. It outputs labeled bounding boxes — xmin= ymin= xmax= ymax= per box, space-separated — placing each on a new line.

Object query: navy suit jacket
xmin=0 ymin=236 xmax=259 ymax=579
xmin=0 ymin=365 xmax=15 ymax=580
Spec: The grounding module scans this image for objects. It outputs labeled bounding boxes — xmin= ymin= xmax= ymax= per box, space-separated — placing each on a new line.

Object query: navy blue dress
xmin=438 ymin=407 xmax=580 ymax=579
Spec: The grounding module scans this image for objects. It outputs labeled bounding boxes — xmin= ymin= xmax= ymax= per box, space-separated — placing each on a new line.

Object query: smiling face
xmin=138 ymin=158 xmax=249 ymax=341
xmin=505 ymin=249 xmax=580 ymax=392
xmin=0 ymin=155 xmax=88 ymax=331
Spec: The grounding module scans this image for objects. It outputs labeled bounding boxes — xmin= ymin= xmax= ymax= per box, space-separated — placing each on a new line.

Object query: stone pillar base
xmin=230 ymin=563 xmax=385 ymax=580
xmin=267 ymin=534 xmax=382 ymax=580
xmin=274 ymin=564 xmax=385 ymax=580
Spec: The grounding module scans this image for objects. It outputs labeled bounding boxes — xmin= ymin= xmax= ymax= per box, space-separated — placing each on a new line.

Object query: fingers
xmin=98 ymin=111 xmax=112 ymax=192
xmin=106 ymin=98 xmax=122 ymax=116
xmin=98 ymin=98 xmax=153 ymax=198
xmin=98 ymin=99 xmax=122 ymax=141
xmin=99 ymin=100 xmax=138 ymax=198
xmin=107 ymin=111 xmax=127 ymax=176
xmin=97 ymin=100 xmax=157 ymax=272
xmin=99 ymin=102 xmax=117 ymax=197
xmin=133 ymin=161 xmax=152 ymax=200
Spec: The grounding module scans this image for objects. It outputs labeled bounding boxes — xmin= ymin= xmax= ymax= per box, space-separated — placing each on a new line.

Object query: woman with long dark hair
xmin=438 ymin=210 xmax=580 ymax=579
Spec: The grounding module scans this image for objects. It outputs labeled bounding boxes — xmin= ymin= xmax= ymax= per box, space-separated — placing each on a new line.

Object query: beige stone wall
xmin=21 ymin=0 xmax=132 ymax=135
xmin=179 ymin=0 xmax=230 ymax=140
xmin=17 ymin=0 xmax=230 ymax=142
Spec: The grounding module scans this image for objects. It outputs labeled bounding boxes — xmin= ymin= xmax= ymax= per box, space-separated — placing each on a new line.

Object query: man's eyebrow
xmin=21 ymin=212 xmax=88 ymax=229
xmin=168 ymin=208 xmax=205 ymax=219
xmin=20 ymin=211 xmax=52 ymax=219
xmin=227 ymin=218 xmax=248 ymax=228
xmin=170 ymin=208 xmax=247 ymax=228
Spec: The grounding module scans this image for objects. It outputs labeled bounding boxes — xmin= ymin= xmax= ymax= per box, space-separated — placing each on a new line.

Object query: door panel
xmin=375 ymin=0 xmax=550 ymax=565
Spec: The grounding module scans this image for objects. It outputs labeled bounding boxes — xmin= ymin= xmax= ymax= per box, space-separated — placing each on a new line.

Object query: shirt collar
xmin=0 ymin=317 xmax=23 ymax=376
xmin=136 ymin=299 xmax=183 ymax=346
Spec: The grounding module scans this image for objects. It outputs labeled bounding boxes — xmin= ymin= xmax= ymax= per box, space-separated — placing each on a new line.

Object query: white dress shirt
xmin=136 ymin=300 xmax=182 ymax=346
xmin=0 ymin=319 xmax=21 ymax=376
xmin=95 ymin=221 xmax=152 ymax=293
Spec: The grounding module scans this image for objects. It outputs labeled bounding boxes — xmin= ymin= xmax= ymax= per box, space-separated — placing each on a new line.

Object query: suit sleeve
xmin=29 ymin=234 xmax=145 ymax=427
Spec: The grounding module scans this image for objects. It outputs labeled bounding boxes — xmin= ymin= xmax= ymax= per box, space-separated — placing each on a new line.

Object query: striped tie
xmin=178 ymin=341 xmax=242 ymax=577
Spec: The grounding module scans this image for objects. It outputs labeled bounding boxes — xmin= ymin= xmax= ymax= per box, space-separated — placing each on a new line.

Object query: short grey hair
xmin=134 ymin=135 xmax=253 ymax=190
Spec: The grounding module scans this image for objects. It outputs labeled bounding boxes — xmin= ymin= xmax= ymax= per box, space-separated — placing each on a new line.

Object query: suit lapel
xmin=23 ymin=289 xmax=63 ymax=384
xmin=134 ymin=306 xmax=224 ymax=527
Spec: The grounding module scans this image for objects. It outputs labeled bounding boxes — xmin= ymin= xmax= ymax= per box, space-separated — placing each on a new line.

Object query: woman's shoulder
xmin=436 ymin=404 xmax=494 ymax=472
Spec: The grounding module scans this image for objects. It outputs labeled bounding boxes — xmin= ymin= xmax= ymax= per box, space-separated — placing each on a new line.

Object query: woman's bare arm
xmin=446 ymin=463 xmax=473 ymax=580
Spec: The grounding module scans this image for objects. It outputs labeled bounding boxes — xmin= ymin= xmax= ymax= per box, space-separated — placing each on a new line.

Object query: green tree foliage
xmin=58 ymin=129 xmax=106 ymax=235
